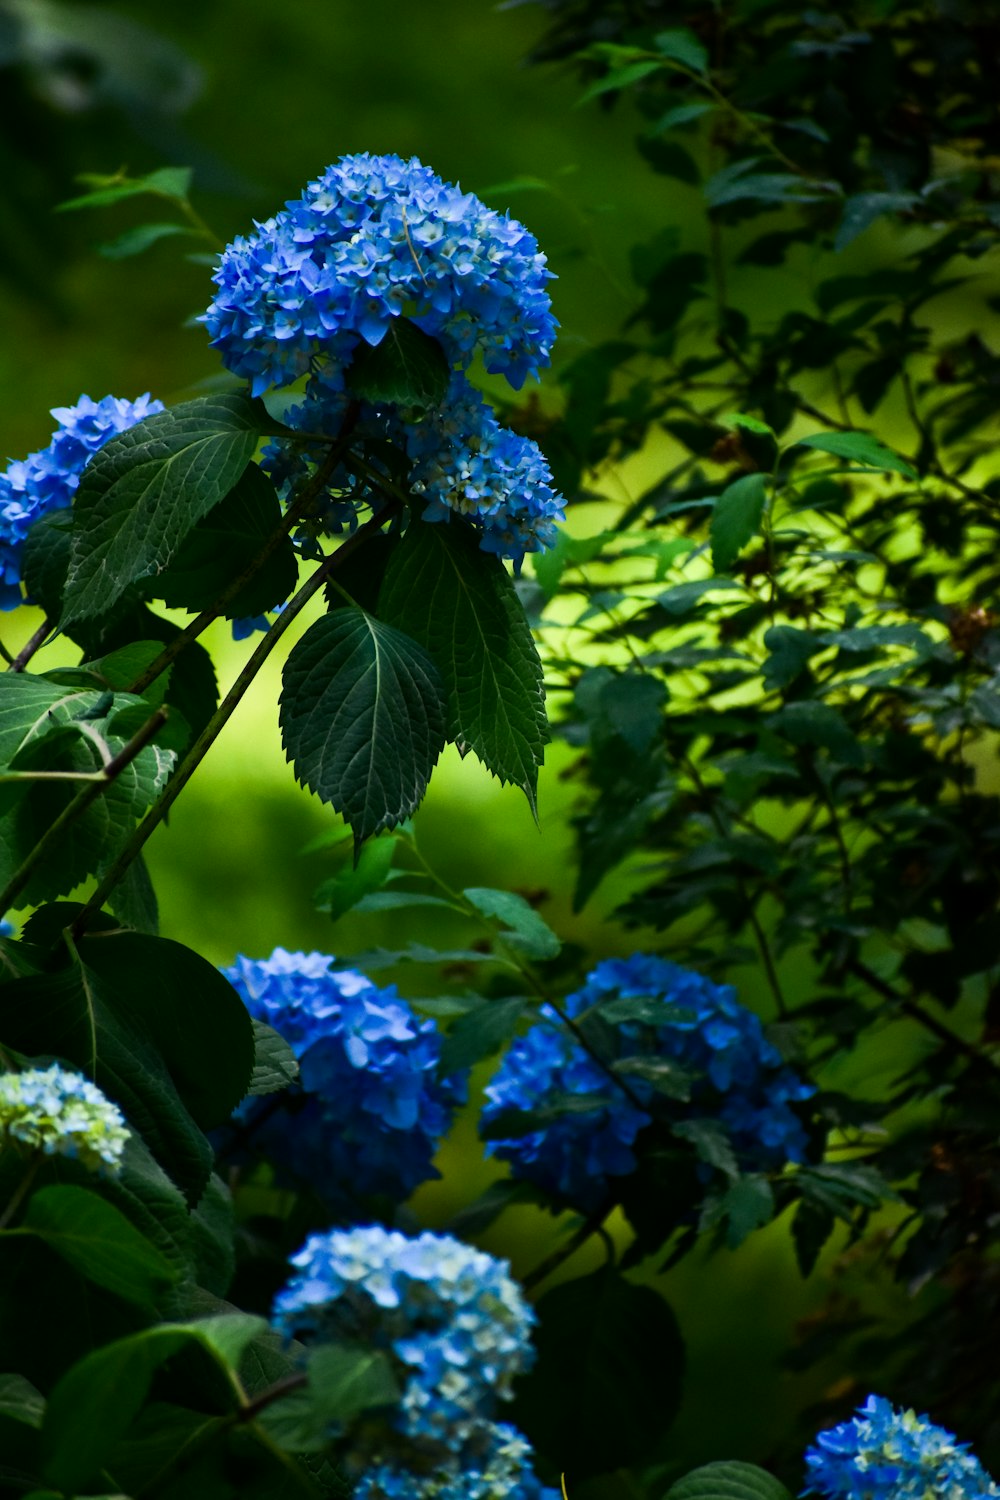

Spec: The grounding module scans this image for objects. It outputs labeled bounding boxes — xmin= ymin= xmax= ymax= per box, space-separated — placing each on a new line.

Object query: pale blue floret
xmin=0 ymin=1064 xmax=130 ymax=1176
xmin=0 ymin=393 xmax=164 ymax=608
xmin=272 ymin=1225 xmax=552 ymax=1498
xmin=480 ymin=954 xmax=814 ymax=1211
xmin=224 ymin=949 xmax=465 ymax=1206
xmin=803 ymin=1394 xmax=1000 ymax=1500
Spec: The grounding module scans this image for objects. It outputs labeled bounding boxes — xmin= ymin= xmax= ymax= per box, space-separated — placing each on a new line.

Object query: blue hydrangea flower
xmin=224 ymin=949 xmax=465 ymax=1206
xmin=356 ymin=1422 xmax=559 ymax=1500
xmin=0 ymin=393 xmax=164 ymax=608
xmin=803 ymin=1394 xmax=1000 ymax=1500
xmin=272 ymin=1225 xmax=537 ymax=1460
xmin=404 ymin=373 xmax=564 ymax=558
xmin=0 ymin=1064 xmax=130 ymax=1175
xmin=202 ymin=152 xmax=556 ymax=396
xmin=480 ymin=954 xmax=814 ymax=1212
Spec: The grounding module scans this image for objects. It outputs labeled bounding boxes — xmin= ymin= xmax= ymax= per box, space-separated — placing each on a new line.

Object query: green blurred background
xmin=0 ymin=0 xmax=914 ymax=1476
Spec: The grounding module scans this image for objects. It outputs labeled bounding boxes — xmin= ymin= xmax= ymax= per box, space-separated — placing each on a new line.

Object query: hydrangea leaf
xmin=346 ymin=317 xmax=450 ymax=409
xmin=247 ymin=1020 xmax=299 ymax=1095
xmin=306 ymin=1343 xmax=400 ymax=1426
xmin=17 ymin=1185 xmax=178 ymax=1308
xmin=279 ymin=607 xmax=447 ymax=847
xmin=710 ymin=473 xmax=767 ymax=574
xmin=438 ymin=995 xmax=527 ymax=1075
xmin=513 ymin=1266 xmax=685 ymax=1480
xmin=464 ymin=886 xmax=561 ymax=960
xmin=664 ymin=1462 xmax=793 ymax=1500
xmin=378 ymin=518 xmax=548 ymax=814
xmin=0 ymin=962 xmax=213 ymax=1204
xmin=152 ymin=460 xmax=297 ymax=618
xmin=0 ymin=683 xmax=175 ymax=909
xmin=62 ymin=394 xmax=265 ymax=625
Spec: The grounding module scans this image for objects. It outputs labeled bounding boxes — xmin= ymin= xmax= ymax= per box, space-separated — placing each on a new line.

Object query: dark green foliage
xmin=513 ymin=1266 xmax=685 ymax=1481
xmin=346 ymin=318 xmax=451 ymax=409
xmin=279 ymin=606 xmax=447 ymax=846
xmin=378 ymin=518 xmax=549 ymax=812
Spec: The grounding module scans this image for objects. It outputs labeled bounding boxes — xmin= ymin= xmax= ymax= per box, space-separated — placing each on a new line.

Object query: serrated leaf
xmin=378 ymin=518 xmax=548 ymax=813
xmin=711 ymin=473 xmax=767 ymax=573
xmin=63 ymin=394 xmax=264 ymax=624
xmin=248 ymin=1020 xmax=299 ymax=1095
xmin=791 ymin=1199 xmax=836 ymax=1277
xmin=464 ymin=886 xmax=561 ymax=960
xmin=793 ymin=430 xmax=917 ymax=479
xmin=672 ymin=1118 xmax=739 ymax=1180
xmin=439 ymin=995 xmax=527 ymax=1074
xmin=280 ymin=607 xmax=446 ymax=846
xmin=346 ymin=318 xmax=449 ymax=409
xmin=57 ymin=166 xmax=194 ymax=212
xmin=16 ymin=1185 xmax=177 ymax=1307
xmin=153 ymin=461 xmax=297 ymax=618
xmin=307 ymin=1342 xmax=400 ymax=1425
xmin=664 ymin=1461 xmax=793 ymax=1500
xmin=613 ymin=1054 xmax=692 ymax=1099
xmin=314 ymin=834 xmax=399 ymax=920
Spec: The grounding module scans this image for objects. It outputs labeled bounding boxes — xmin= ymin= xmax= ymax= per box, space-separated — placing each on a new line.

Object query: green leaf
xmin=664 ymin=1461 xmax=793 ymax=1500
xmin=578 ymin=59 xmax=663 ymax=104
xmin=17 ymin=1185 xmax=177 ymax=1307
xmin=153 ymin=461 xmax=297 ymax=618
xmin=315 ymin=833 xmax=399 ymax=920
xmin=464 ymin=886 xmax=561 ymax=960
xmin=713 ymin=1175 xmax=775 ymax=1248
xmin=308 ymin=1342 xmax=400 ymax=1425
xmin=447 ymin=1178 xmax=554 ymax=1237
xmin=791 ymin=1199 xmax=836 ymax=1277
xmin=654 ymin=27 xmax=709 ymax=72
xmin=672 ymin=1118 xmax=739 ymax=1181
xmin=0 ymin=1373 xmax=44 ymax=1429
xmin=280 ymin=606 xmax=446 ymax=846
xmin=39 ymin=1327 xmax=198 ymax=1492
xmin=793 ymin=430 xmax=918 ymax=479
xmin=248 ymin=1020 xmax=299 ymax=1095
xmin=108 ymin=854 xmax=159 ymax=935
xmin=711 ymin=473 xmax=767 ymax=573
xmin=772 ymin=701 xmax=863 ymax=766
xmin=346 ymin=318 xmax=450 ymax=410
xmin=513 ymin=1267 xmax=685 ymax=1480
xmin=378 ymin=518 xmax=549 ymax=813
xmin=98 ymin=222 xmax=194 ymax=259
xmin=439 ymin=995 xmax=527 ymax=1074
xmin=63 ymin=394 xmax=265 ymax=624
xmin=56 ymin=166 xmax=194 ymax=213
xmin=613 ymin=1055 xmax=692 ymax=1100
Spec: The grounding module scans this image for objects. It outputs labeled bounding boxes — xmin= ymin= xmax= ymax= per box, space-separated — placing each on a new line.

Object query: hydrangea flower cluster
xmin=273 ymin=1225 xmax=555 ymax=1500
xmin=224 ymin=948 xmax=465 ymax=1206
xmin=202 ymin=152 xmax=556 ymax=395
xmin=0 ymin=1064 xmax=130 ymax=1175
xmin=803 ymin=1395 xmax=1000 ymax=1500
xmin=205 ymin=153 xmax=564 ymax=562
xmin=0 ymin=393 xmax=163 ymax=608
xmin=480 ymin=954 xmax=814 ymax=1212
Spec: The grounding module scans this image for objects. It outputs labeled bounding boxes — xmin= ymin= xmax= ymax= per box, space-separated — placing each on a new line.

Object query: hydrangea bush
xmin=0 ymin=0 xmax=997 ymax=1494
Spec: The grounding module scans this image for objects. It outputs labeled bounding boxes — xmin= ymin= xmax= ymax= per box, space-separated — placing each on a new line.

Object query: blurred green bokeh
xmin=0 ymin=0 xmax=918 ymax=1479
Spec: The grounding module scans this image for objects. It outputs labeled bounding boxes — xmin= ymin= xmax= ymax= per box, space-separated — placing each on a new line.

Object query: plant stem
xmin=7 ymin=618 xmax=53 ymax=674
xmin=523 ymin=1205 xmax=612 ymax=1292
xmin=74 ymin=504 xmax=399 ymax=934
xmin=0 ymin=706 xmax=168 ymax=918
xmin=0 ymin=1153 xmax=42 ymax=1230
xmin=849 ymin=958 xmax=1000 ymax=1077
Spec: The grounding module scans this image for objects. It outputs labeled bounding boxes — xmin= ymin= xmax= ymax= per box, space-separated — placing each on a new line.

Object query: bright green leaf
xmin=793 ymin=430 xmax=918 ymax=479
xmin=711 ymin=473 xmax=767 ymax=573
xmin=464 ymin=886 xmax=561 ymax=960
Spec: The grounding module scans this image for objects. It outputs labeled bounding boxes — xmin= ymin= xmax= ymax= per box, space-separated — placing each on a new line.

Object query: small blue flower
xmin=803 ymin=1395 xmax=1000 ymax=1500
xmin=480 ymin=954 xmax=814 ymax=1211
xmin=356 ymin=1422 xmax=559 ymax=1500
xmin=273 ymin=1225 xmax=538 ymax=1465
xmin=0 ymin=393 xmax=164 ymax=608
xmin=224 ymin=949 xmax=465 ymax=1207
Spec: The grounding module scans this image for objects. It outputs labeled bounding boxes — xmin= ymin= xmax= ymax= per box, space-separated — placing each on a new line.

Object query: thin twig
xmin=849 ymin=958 xmax=1000 ymax=1077
xmin=73 ymin=504 xmax=399 ymax=934
xmin=523 ymin=1206 xmax=611 ymax=1292
xmin=7 ymin=618 xmax=53 ymax=673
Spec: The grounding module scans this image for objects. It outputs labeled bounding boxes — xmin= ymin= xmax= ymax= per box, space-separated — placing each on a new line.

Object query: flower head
xmin=203 ymin=152 xmax=556 ymax=396
xmin=356 ymin=1421 xmax=558 ymax=1500
xmin=803 ymin=1395 xmax=1000 ymax=1500
xmin=224 ymin=949 xmax=465 ymax=1206
xmin=0 ymin=1065 xmax=130 ymax=1175
xmin=480 ymin=954 xmax=814 ymax=1211
xmin=0 ymin=393 xmax=164 ymax=608
xmin=273 ymin=1225 xmax=536 ymax=1455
